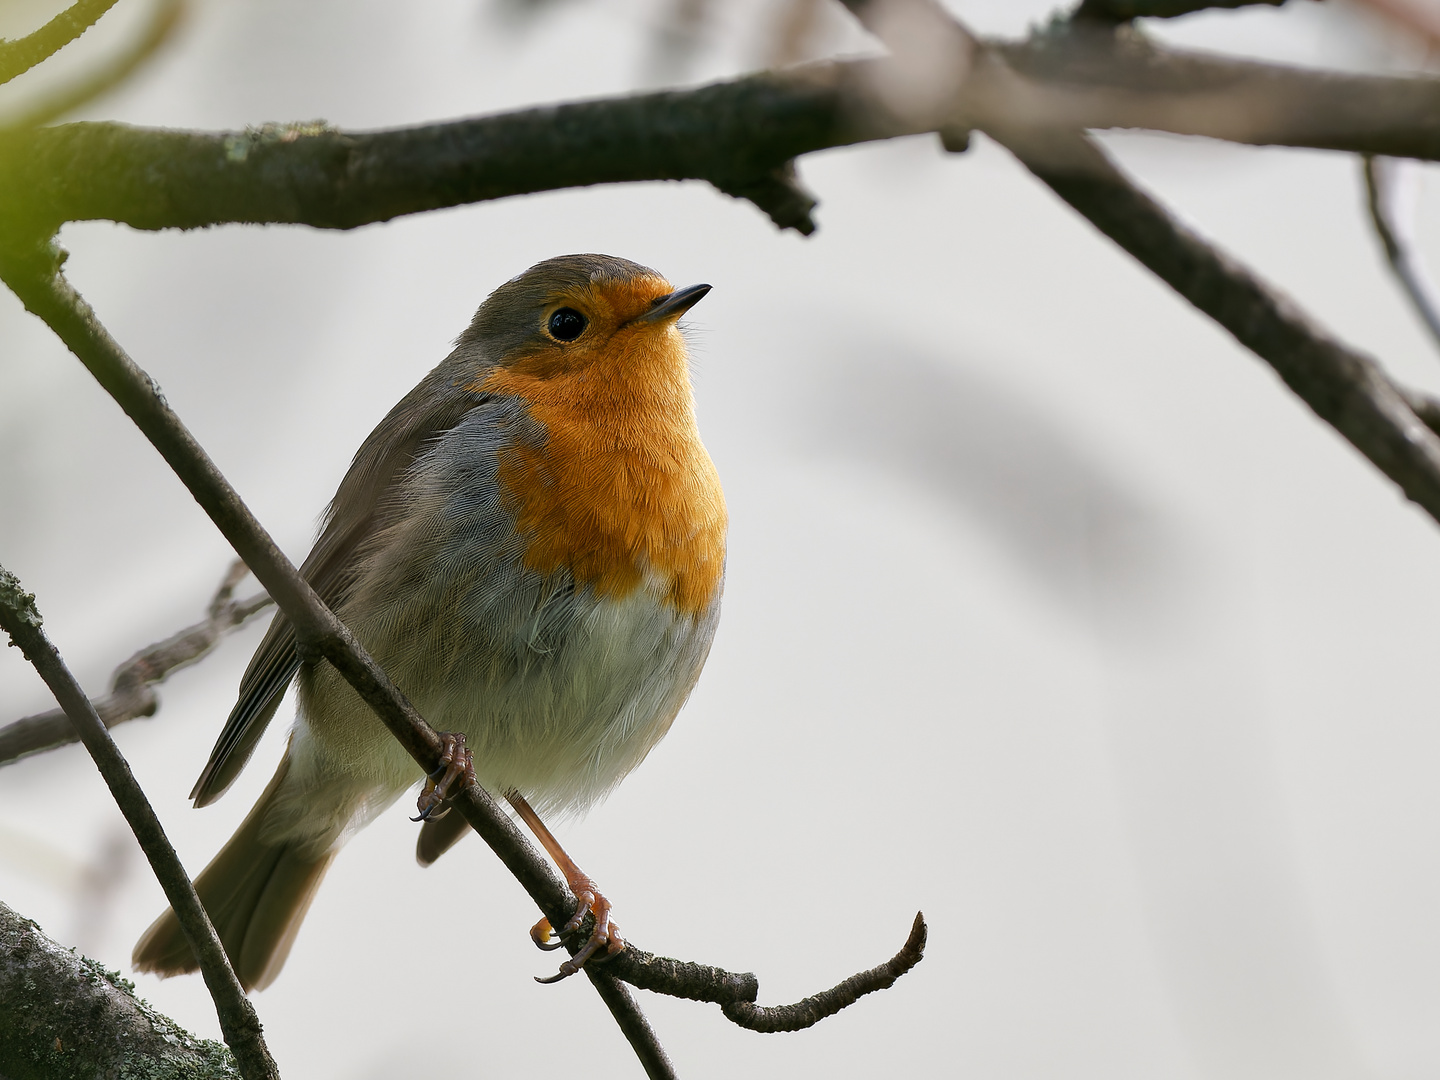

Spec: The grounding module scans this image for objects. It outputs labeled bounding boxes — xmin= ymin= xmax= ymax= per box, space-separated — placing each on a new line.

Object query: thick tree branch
xmin=0 ymin=561 xmax=271 ymax=767
xmin=3 ymin=28 xmax=1440 ymax=237
xmin=0 ymin=0 xmax=122 ymax=86
xmin=0 ymin=900 xmax=237 ymax=1080
xmin=0 ymin=565 xmax=278 ymax=1080
xmin=1073 ymin=0 xmax=1289 ymax=20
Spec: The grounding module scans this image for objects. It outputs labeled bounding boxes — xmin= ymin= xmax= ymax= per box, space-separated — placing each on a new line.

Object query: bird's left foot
xmin=411 ymin=732 xmax=474 ymax=822
xmin=531 ymin=873 xmax=625 ymax=983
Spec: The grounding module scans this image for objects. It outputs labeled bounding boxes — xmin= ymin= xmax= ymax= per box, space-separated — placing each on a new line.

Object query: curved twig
xmin=721 ymin=913 xmax=928 ymax=1033
xmin=0 ymin=564 xmax=279 ymax=1080
xmin=1362 ymin=154 xmax=1440 ymax=353
xmin=0 ymin=560 xmax=271 ymax=767
xmin=0 ymin=0 xmax=123 ymax=85
xmin=5 ymin=0 xmax=186 ymax=129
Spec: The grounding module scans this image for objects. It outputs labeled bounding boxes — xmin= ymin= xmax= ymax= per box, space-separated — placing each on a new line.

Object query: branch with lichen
xmin=0 ymin=899 xmax=238 ymax=1080
xmin=0 ymin=561 xmax=271 ymax=768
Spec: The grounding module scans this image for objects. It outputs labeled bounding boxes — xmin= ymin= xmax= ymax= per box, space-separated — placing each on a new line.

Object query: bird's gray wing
xmin=189 ymin=367 xmax=485 ymax=807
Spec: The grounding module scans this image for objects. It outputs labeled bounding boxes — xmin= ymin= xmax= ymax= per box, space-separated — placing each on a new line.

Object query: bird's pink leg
xmin=507 ymin=791 xmax=625 ymax=983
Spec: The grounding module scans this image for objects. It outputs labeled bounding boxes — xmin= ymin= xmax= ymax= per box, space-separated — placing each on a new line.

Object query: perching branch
xmin=0 ymin=0 xmax=123 ymax=86
xmin=0 ymin=235 xmax=922 ymax=1078
xmin=0 ymin=561 xmax=271 ymax=767
xmin=0 ymin=900 xmax=237 ymax=1080
xmin=0 ymin=565 xmax=278 ymax=1080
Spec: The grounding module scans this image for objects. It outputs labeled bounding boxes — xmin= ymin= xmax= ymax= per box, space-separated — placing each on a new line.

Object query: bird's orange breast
xmin=474 ymin=328 xmax=726 ymax=617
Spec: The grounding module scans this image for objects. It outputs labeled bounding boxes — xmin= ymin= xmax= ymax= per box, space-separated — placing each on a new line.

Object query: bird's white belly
xmin=271 ymin=573 xmax=719 ymax=853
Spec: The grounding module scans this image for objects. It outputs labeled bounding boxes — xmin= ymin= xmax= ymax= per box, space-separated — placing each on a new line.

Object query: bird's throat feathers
xmin=471 ymin=317 xmax=726 ymax=618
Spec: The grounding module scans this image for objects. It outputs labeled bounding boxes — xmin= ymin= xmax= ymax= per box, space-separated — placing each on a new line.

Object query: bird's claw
xmin=411 ymin=732 xmax=474 ymax=822
xmin=531 ymin=884 xmax=625 ymax=983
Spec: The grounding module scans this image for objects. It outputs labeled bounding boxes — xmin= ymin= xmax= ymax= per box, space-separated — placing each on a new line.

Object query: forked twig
xmin=0 ymin=560 xmax=271 ymax=767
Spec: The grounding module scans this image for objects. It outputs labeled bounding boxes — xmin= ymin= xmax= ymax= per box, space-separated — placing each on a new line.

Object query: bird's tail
xmin=132 ymin=754 xmax=335 ymax=992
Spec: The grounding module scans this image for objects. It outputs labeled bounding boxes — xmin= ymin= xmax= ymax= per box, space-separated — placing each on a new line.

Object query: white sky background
xmin=2 ymin=0 xmax=1440 ymax=1077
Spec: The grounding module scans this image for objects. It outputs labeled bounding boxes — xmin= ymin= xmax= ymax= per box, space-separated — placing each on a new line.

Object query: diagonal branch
xmin=840 ymin=0 xmax=1440 ymax=530
xmin=0 ymin=561 xmax=271 ymax=767
xmin=0 ymin=565 xmax=278 ymax=1080
xmin=1362 ymin=154 xmax=1440 ymax=353
xmin=0 ymin=0 xmax=123 ymax=85
xmin=0 ymin=234 xmax=923 ymax=1076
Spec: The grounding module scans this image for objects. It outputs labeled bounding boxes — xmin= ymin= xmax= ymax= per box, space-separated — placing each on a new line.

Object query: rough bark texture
xmin=0 ymin=901 xmax=238 ymax=1080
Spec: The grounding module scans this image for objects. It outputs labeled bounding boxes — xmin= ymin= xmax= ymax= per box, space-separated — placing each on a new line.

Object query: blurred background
xmin=3 ymin=0 xmax=1440 ymax=1077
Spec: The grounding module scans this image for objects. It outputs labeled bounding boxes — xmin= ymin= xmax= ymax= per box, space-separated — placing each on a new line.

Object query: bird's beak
xmin=634 ymin=283 xmax=711 ymax=325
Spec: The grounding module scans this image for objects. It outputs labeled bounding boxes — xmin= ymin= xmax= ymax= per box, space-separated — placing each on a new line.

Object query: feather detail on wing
xmin=188 ymin=364 xmax=491 ymax=807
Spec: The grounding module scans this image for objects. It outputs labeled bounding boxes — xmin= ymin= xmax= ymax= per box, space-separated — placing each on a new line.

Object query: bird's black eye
xmin=547 ymin=308 xmax=587 ymax=342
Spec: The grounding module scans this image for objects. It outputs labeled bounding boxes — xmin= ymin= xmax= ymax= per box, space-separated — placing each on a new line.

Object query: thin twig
xmin=1362 ymin=154 xmax=1440 ymax=352
xmin=722 ymin=912 xmax=928 ymax=1033
xmin=0 ymin=564 xmax=279 ymax=1080
xmin=0 ymin=0 xmax=123 ymax=85
xmin=6 ymin=0 xmax=187 ymax=129
xmin=0 ymin=560 xmax=271 ymax=767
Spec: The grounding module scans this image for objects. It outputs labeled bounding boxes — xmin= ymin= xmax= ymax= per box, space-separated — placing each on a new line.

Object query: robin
xmin=132 ymin=254 xmax=727 ymax=991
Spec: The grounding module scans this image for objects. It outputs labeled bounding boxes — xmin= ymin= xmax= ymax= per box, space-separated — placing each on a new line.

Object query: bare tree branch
xmin=0 ymin=899 xmax=238 ymax=1080
xmin=0 ymin=561 xmax=271 ymax=767
xmin=1362 ymin=154 xmax=1440 ymax=353
xmin=4 ymin=27 xmax=1440 ymax=239
xmin=0 ymin=565 xmax=278 ymax=1080
xmin=842 ymin=0 xmax=1440 ymax=531
xmin=722 ymin=912 xmax=928 ymax=1033
xmin=0 ymin=0 xmax=123 ymax=86
xmin=1073 ymin=0 xmax=1290 ymax=20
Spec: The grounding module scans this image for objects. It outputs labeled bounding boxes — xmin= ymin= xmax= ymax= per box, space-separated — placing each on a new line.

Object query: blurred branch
xmin=1363 ymin=154 xmax=1440 ymax=352
xmin=0 ymin=564 xmax=278 ymax=1080
xmin=7 ymin=0 xmax=186 ymax=129
xmin=0 ymin=236 xmax=923 ymax=1078
xmin=1073 ymin=0 xmax=1290 ymax=20
xmin=0 ymin=0 xmax=123 ymax=85
xmin=5 ymin=26 xmax=1440 ymax=237
xmin=842 ymin=0 xmax=1440 ymax=531
xmin=0 ymin=560 xmax=271 ymax=767
xmin=0 ymin=900 xmax=237 ymax=1080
